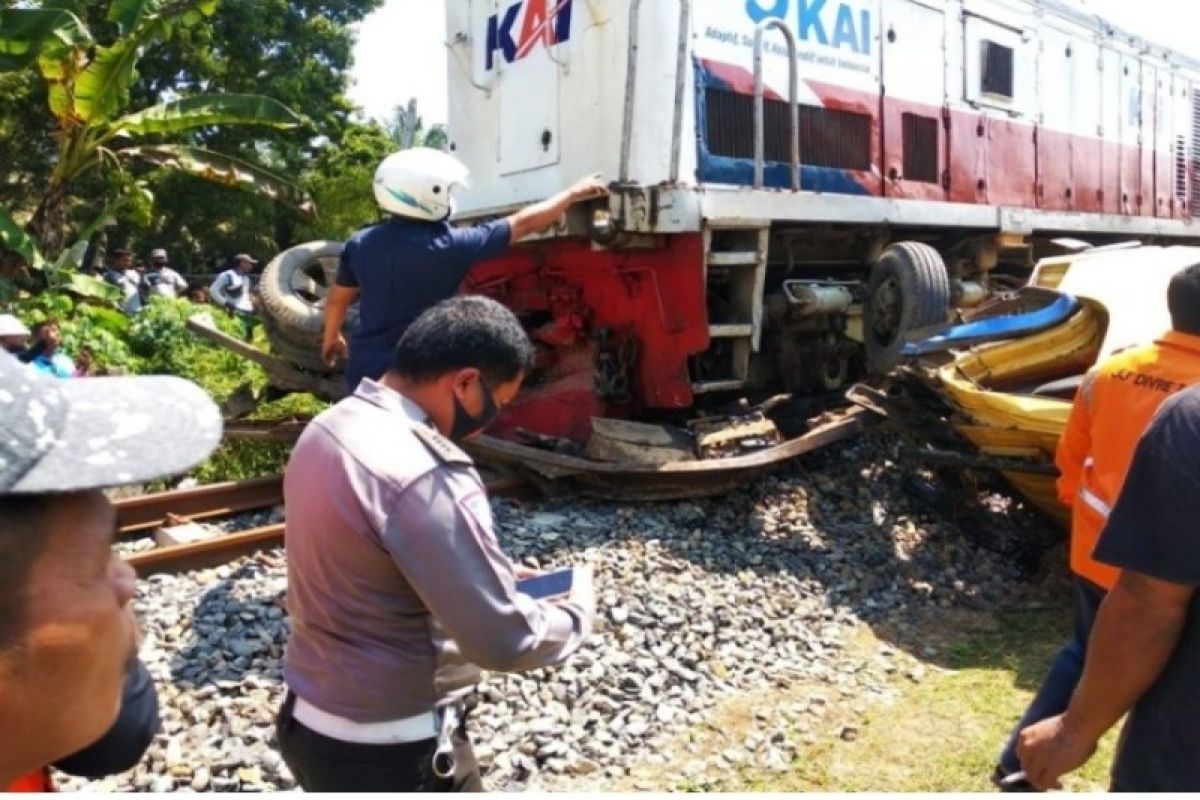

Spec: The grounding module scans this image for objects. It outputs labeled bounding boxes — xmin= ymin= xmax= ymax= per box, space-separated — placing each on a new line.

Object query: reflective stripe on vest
xmin=1078 ymin=486 xmax=1112 ymax=519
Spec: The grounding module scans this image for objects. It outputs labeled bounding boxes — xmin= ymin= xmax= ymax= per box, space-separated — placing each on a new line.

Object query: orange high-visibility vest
xmin=6 ymin=769 xmax=53 ymax=792
xmin=1057 ymin=330 xmax=1200 ymax=589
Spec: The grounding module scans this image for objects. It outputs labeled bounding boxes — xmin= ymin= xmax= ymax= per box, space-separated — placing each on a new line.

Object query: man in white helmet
xmin=322 ymin=147 xmax=608 ymax=392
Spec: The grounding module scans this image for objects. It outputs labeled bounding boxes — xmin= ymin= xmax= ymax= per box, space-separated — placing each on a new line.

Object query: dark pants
xmin=997 ymin=577 xmax=1107 ymax=776
xmin=276 ymin=692 xmax=482 ymax=792
xmin=54 ymin=659 xmax=160 ymax=778
xmin=345 ymin=349 xmax=392 ymax=394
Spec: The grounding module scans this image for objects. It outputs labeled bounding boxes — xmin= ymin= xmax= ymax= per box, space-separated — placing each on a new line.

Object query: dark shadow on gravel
xmin=166 ymin=553 xmax=289 ymax=690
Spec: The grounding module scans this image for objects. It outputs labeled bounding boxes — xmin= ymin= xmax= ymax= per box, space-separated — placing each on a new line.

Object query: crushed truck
xmin=199 ymin=0 xmax=1200 ymax=498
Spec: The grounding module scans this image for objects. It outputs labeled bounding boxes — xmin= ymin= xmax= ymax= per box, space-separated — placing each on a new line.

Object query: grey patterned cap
xmin=0 ymin=351 xmax=222 ymax=494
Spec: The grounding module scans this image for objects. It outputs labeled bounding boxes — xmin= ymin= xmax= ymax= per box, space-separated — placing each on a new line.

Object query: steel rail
xmin=123 ymin=477 xmax=526 ymax=576
xmin=115 ymin=476 xmax=284 ymax=536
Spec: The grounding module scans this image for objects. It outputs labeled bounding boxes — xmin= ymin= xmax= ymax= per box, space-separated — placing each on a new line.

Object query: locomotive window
xmin=981 ymin=40 xmax=1015 ymax=99
xmin=902 ymin=114 xmax=940 ymax=184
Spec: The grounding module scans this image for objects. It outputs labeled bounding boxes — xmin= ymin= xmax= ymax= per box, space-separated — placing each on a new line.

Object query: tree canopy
xmin=0 ymin=0 xmax=387 ymax=275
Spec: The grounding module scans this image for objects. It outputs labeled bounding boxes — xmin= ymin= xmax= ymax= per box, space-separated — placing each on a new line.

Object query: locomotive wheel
xmin=864 ymin=242 xmax=951 ymax=375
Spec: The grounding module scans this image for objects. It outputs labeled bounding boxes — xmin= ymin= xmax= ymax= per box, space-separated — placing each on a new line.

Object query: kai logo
xmin=485 ymin=0 xmax=574 ymax=71
xmin=745 ymin=0 xmax=872 ymax=56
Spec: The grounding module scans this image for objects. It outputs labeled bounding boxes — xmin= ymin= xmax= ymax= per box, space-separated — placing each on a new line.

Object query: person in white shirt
xmin=101 ymin=249 xmax=142 ymax=315
xmin=209 ymin=254 xmax=257 ymax=314
xmin=140 ymin=248 xmax=188 ymax=301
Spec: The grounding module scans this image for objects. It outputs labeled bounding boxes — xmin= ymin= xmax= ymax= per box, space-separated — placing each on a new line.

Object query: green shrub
xmin=8 ymin=290 xmax=331 ymax=485
xmin=190 ymin=393 xmax=329 ymax=484
xmin=129 ymin=297 xmax=267 ymax=402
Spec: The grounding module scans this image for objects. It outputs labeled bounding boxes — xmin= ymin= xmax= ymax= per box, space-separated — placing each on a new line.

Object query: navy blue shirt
xmin=1094 ymin=384 xmax=1200 ymax=792
xmin=336 ymin=217 xmax=512 ymax=390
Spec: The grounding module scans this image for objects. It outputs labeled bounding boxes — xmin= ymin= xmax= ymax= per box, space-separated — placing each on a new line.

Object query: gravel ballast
xmin=60 ymin=433 xmax=1055 ymax=792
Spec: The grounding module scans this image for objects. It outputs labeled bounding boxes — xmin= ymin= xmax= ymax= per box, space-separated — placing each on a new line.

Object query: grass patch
xmin=597 ymin=576 xmax=1119 ymax=794
xmin=726 ymin=595 xmax=1119 ymax=792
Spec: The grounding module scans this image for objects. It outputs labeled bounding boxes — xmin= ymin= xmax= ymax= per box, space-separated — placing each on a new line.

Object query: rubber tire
xmin=864 ymin=242 xmax=951 ymax=375
xmin=262 ymin=320 xmax=329 ymax=374
xmin=258 ymin=240 xmax=345 ymax=336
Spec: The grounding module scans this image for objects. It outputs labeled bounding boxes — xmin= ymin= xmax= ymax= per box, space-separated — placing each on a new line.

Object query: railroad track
xmin=120 ymin=475 xmax=527 ymax=577
xmin=136 ymin=401 xmax=868 ymax=575
xmin=116 ymin=476 xmax=284 ymax=535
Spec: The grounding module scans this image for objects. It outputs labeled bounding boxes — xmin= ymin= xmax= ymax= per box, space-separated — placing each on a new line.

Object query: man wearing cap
xmin=210 ymin=254 xmax=258 ymax=315
xmin=279 ymin=295 xmax=595 ymax=792
xmin=140 ymin=248 xmax=188 ymax=301
xmin=0 ymin=313 xmax=30 ymax=355
xmin=0 ymin=350 xmax=222 ymax=790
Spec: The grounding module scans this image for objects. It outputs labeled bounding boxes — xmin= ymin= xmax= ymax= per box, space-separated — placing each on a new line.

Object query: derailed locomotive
xmin=253 ymin=0 xmax=1200 ymax=475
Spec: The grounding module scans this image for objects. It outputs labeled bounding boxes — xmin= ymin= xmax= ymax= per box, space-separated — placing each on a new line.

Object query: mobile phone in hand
xmin=517 ymin=568 xmax=574 ymax=600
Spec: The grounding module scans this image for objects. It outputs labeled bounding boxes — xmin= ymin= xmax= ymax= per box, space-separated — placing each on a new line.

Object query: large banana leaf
xmin=108 ymin=0 xmax=219 ymax=36
xmin=0 ymin=206 xmax=45 ymax=271
xmin=52 ymin=205 xmax=119 ymax=274
xmin=65 ymin=272 xmax=122 ymax=304
xmin=120 ymin=145 xmax=317 ymax=220
xmin=76 ymin=0 xmax=220 ymax=124
xmin=106 ymin=94 xmax=305 ymax=139
xmin=0 ymin=8 xmax=91 ymax=73
xmin=73 ymin=39 xmax=138 ymax=124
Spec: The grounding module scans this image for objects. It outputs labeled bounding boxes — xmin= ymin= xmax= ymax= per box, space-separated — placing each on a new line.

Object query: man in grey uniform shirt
xmin=277 ymin=295 xmax=594 ymax=792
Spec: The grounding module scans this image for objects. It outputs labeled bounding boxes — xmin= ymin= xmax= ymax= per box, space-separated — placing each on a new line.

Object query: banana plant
xmin=0 ymin=0 xmax=314 ymax=264
xmin=0 ymin=202 xmax=122 ymax=304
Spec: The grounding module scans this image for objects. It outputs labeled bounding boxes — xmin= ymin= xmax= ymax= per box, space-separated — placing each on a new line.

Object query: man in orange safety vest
xmin=993 ymin=263 xmax=1200 ymax=789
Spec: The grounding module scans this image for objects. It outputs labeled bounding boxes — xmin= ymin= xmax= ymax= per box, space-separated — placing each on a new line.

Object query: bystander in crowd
xmin=140 ymin=248 xmax=188 ymax=302
xmin=102 ymin=248 xmax=143 ymax=316
xmin=0 ymin=351 xmax=221 ymax=791
xmin=21 ymin=320 xmax=76 ymax=379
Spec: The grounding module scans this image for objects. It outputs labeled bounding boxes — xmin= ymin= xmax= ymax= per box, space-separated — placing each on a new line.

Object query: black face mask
xmin=449 ymin=375 xmax=498 ymax=441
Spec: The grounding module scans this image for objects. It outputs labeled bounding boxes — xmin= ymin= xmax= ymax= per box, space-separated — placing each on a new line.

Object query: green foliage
xmin=388 ymin=97 xmax=448 ymax=152
xmin=192 ymin=439 xmax=290 ymax=484
xmin=63 ymin=304 xmax=137 ymax=368
xmin=190 ymin=391 xmax=328 ymax=483
xmin=0 ymin=8 xmax=91 ymax=73
xmin=123 ymin=145 xmax=317 ymax=220
xmin=109 ymin=93 xmax=304 ymax=138
xmin=128 ymin=296 xmax=266 ymax=401
xmin=251 ymin=392 xmax=328 ymax=421
xmin=121 ymin=0 xmax=386 ymax=262
xmin=0 ymin=0 xmax=315 ymax=262
xmin=7 ymin=286 xmax=325 ymax=485
xmin=0 ymin=204 xmax=45 ymax=270
xmin=297 ymin=120 xmax=393 ymax=240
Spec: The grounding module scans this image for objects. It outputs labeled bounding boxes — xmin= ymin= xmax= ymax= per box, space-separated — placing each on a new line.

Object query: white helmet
xmin=373 ymin=148 xmax=470 ymax=222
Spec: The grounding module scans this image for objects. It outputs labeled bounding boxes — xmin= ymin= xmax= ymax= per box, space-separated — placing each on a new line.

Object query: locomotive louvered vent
xmin=902 ymin=114 xmax=940 ymax=183
xmin=1176 ymin=134 xmax=1188 ymax=201
xmin=705 ymin=87 xmax=872 ymax=171
xmin=1191 ymin=89 xmax=1200 ymax=212
xmin=981 ymin=40 xmax=1014 ymax=99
